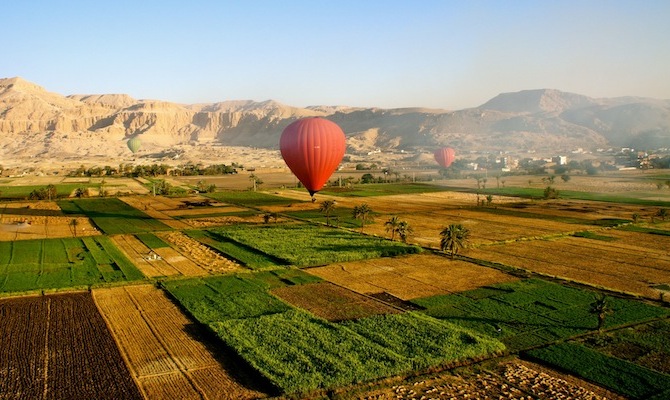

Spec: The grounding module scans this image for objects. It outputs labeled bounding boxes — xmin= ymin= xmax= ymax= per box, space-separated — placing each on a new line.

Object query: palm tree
xmin=384 ymin=216 xmax=401 ymax=240
xmin=319 ymin=200 xmax=336 ymax=226
xmin=352 ymin=203 xmax=373 ymax=233
xmin=69 ymin=219 xmax=79 ymax=237
xmin=656 ymin=208 xmax=668 ymax=221
xmin=440 ymin=224 xmax=470 ymax=259
xmin=590 ymin=295 xmax=612 ymax=330
xmin=397 ymin=221 xmax=413 ymax=243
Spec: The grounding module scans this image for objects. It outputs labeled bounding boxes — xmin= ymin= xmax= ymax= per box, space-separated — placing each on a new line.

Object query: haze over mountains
xmin=1 ymin=77 xmax=669 ymax=163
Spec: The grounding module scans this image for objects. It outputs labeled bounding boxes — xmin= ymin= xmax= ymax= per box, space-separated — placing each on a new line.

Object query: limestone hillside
xmin=1 ymin=77 xmax=669 ymax=160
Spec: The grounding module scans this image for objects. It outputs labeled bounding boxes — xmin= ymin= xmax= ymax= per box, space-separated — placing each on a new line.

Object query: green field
xmin=412 ymin=279 xmax=669 ymax=351
xmin=0 ymin=183 xmax=94 ymax=199
xmin=207 ymin=223 xmax=422 ymax=267
xmin=525 ymin=342 xmax=670 ymax=399
xmin=184 ymin=229 xmax=285 ymax=269
xmin=0 ymin=237 xmax=144 ymax=293
xmin=58 ymin=198 xmax=172 ymax=234
xmin=134 ymin=233 xmax=170 ymax=249
xmin=164 ymin=273 xmax=504 ymax=394
xmin=205 ymin=191 xmax=301 ymax=207
xmin=319 ymin=182 xmax=448 ymax=197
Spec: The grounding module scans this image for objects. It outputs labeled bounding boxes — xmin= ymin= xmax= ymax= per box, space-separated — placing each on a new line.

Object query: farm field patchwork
xmin=156 ymin=230 xmax=243 ymax=274
xmin=524 ymin=342 xmax=670 ymax=400
xmin=306 ymin=254 xmax=518 ymax=300
xmin=93 ymin=284 xmax=271 ymax=399
xmin=206 ymin=223 xmax=422 ymax=267
xmin=0 ymin=201 xmax=99 ymax=241
xmin=111 ymin=234 xmax=208 ymax=277
xmin=465 ymin=229 xmax=670 ymax=299
xmin=58 ymin=197 xmax=172 ymax=234
xmin=0 ymin=236 xmax=144 ymax=293
xmin=0 ymin=292 xmax=142 ymax=400
xmin=164 ymin=272 xmax=504 ymax=395
xmin=412 ymin=278 xmax=669 ymax=351
xmin=270 ymin=281 xmax=402 ymax=321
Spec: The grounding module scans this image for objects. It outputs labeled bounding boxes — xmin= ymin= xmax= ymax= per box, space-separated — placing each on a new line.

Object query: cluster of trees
xmin=29 ymin=184 xmax=58 ymax=200
xmin=68 ymin=163 xmax=241 ymax=178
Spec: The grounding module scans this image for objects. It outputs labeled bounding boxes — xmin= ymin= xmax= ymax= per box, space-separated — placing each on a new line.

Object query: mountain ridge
xmin=1 ymin=77 xmax=669 ymax=161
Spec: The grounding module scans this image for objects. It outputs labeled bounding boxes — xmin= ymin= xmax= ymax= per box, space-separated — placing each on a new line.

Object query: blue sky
xmin=3 ymin=1 xmax=669 ymax=109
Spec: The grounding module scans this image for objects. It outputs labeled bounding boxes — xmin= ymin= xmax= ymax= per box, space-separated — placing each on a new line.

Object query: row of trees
xmin=68 ymin=163 xmax=242 ymax=178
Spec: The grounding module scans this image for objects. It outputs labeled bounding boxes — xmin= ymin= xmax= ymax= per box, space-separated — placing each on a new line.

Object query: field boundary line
xmin=91 ymin=289 xmax=149 ymax=400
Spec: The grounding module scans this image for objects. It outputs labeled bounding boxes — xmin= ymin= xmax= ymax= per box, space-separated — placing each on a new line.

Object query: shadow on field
xmin=181 ymin=322 xmax=281 ymax=396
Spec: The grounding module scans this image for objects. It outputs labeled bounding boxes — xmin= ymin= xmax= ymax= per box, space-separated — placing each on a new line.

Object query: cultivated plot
xmin=0 ymin=292 xmax=142 ymax=400
xmin=465 ymin=229 xmax=670 ymax=299
xmin=306 ymin=254 xmax=518 ymax=300
xmin=0 ymin=201 xmax=99 ymax=241
xmin=93 ymin=285 xmax=270 ymax=400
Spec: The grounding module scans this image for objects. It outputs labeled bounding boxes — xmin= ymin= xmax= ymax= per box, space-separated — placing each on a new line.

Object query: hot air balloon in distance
xmin=127 ymin=137 xmax=142 ymax=154
xmin=434 ymin=147 xmax=455 ymax=168
xmin=280 ymin=117 xmax=346 ymax=199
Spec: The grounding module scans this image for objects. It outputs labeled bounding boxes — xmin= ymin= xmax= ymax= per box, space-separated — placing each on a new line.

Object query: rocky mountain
xmin=1 ymin=77 xmax=669 ymax=162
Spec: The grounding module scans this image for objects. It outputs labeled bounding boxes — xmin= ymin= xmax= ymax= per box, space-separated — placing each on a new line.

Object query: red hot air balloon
xmin=434 ymin=147 xmax=456 ymax=168
xmin=280 ymin=117 xmax=346 ymax=198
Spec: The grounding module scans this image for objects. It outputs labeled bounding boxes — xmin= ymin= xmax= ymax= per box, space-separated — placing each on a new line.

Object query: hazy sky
xmin=3 ymin=1 xmax=669 ymax=109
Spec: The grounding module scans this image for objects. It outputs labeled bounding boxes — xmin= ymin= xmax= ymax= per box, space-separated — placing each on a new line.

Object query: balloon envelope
xmin=127 ymin=137 xmax=141 ymax=154
xmin=434 ymin=147 xmax=455 ymax=168
xmin=280 ymin=117 xmax=346 ymax=196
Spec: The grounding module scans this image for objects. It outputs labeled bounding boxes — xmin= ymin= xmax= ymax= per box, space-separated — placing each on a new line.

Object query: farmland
xmin=1 ymin=171 xmax=670 ymax=399
xmin=0 ymin=292 xmax=142 ymax=399
xmin=0 ymin=236 xmax=144 ymax=293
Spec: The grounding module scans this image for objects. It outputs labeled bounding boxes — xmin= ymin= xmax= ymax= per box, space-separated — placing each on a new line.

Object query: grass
xmin=283 ymin=207 xmax=366 ymax=229
xmin=412 ymin=279 xmax=669 ymax=351
xmin=524 ymin=342 xmax=670 ymax=400
xmin=134 ymin=233 xmax=170 ymax=249
xmin=58 ymin=198 xmax=171 ymax=234
xmin=204 ymin=191 xmax=301 ymax=207
xmin=318 ymin=182 xmax=449 ymax=197
xmin=208 ymin=223 xmax=422 ymax=267
xmin=184 ymin=229 xmax=284 ymax=269
xmin=570 ymin=231 xmax=618 ymax=241
xmin=165 ymin=273 xmax=505 ymax=395
xmin=621 ymin=225 xmax=670 ymax=236
xmin=0 ymin=183 xmax=94 ymax=199
xmin=0 ymin=237 xmax=144 ymax=293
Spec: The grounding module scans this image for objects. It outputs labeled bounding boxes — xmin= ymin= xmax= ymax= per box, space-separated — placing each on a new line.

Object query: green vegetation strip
xmin=570 ymin=231 xmax=617 ymax=241
xmin=524 ymin=342 xmax=670 ymax=400
xmin=412 ymin=279 xmax=669 ymax=351
xmin=0 ymin=183 xmax=92 ymax=199
xmin=58 ymin=198 xmax=171 ymax=234
xmin=208 ymin=223 xmax=421 ymax=267
xmin=205 ymin=191 xmax=300 ymax=207
xmin=134 ymin=233 xmax=170 ymax=249
xmin=621 ymin=225 xmax=670 ymax=236
xmin=0 ymin=237 xmax=144 ymax=293
xmin=319 ymin=183 xmax=449 ymax=197
xmin=164 ymin=273 xmax=504 ymax=394
xmin=184 ymin=229 xmax=284 ymax=269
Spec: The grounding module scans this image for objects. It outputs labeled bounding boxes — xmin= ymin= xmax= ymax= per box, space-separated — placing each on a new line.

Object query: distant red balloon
xmin=434 ymin=147 xmax=456 ymax=168
xmin=280 ymin=117 xmax=346 ymax=197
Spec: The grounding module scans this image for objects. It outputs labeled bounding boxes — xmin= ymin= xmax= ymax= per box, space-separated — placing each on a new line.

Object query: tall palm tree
xmin=440 ymin=224 xmax=470 ymax=259
xmin=319 ymin=200 xmax=336 ymax=226
xmin=69 ymin=219 xmax=79 ymax=238
xmin=384 ymin=216 xmax=401 ymax=240
xmin=397 ymin=221 xmax=413 ymax=243
xmin=590 ymin=295 xmax=612 ymax=330
xmin=352 ymin=203 xmax=373 ymax=233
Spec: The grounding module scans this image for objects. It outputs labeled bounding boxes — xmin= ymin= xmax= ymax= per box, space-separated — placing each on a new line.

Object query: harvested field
xmin=93 ymin=285 xmax=271 ymax=400
xmin=111 ymin=234 xmax=209 ymax=277
xmin=306 ymin=254 xmax=518 ymax=300
xmin=271 ymin=281 xmax=402 ymax=321
xmin=356 ymin=359 xmax=623 ymax=399
xmin=0 ymin=292 xmax=142 ymax=400
xmin=119 ymin=196 xmax=193 ymax=230
xmin=157 ymin=231 xmax=243 ymax=274
xmin=0 ymin=201 xmax=100 ymax=241
xmin=466 ymin=232 xmax=670 ymax=299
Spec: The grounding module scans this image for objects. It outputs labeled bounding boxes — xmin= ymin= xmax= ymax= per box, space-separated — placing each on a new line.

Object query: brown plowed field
xmin=0 ymin=292 xmax=142 ymax=400
xmin=306 ymin=254 xmax=517 ymax=300
xmin=466 ymin=232 xmax=670 ymax=299
xmin=271 ymin=282 xmax=402 ymax=321
xmin=93 ymin=285 xmax=270 ymax=400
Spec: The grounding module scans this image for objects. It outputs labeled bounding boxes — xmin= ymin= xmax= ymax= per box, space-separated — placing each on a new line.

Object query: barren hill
xmin=1 ymin=77 xmax=669 ymax=165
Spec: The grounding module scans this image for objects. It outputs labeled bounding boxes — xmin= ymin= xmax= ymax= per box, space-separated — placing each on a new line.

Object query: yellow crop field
xmin=307 ymin=253 xmax=518 ymax=300
xmin=93 ymin=285 xmax=268 ymax=400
